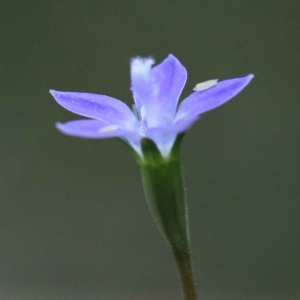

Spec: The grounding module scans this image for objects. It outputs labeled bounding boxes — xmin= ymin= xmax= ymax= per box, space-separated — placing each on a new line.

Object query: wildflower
xmin=50 ymin=54 xmax=253 ymax=157
xmin=50 ymin=54 xmax=254 ymax=300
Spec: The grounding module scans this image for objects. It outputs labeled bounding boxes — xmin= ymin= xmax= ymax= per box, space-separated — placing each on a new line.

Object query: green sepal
xmin=139 ymin=134 xmax=190 ymax=252
xmin=141 ymin=137 xmax=163 ymax=165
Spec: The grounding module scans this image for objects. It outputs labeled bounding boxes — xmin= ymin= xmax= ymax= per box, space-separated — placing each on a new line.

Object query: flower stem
xmin=173 ymin=248 xmax=198 ymax=300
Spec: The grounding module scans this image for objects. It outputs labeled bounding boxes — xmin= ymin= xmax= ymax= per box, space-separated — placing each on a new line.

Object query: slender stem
xmin=173 ymin=248 xmax=198 ymax=300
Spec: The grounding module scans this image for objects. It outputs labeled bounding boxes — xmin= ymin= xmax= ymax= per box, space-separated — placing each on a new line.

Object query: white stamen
xmin=193 ymin=79 xmax=218 ymax=91
xmin=140 ymin=105 xmax=146 ymax=120
xmin=100 ymin=125 xmax=119 ymax=133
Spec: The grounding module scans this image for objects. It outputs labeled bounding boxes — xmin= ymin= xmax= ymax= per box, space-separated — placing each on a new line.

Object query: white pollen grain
xmin=193 ymin=79 xmax=218 ymax=91
xmin=100 ymin=125 xmax=119 ymax=133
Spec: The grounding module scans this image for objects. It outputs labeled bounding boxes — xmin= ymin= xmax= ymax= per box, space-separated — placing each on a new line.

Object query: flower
xmin=50 ymin=54 xmax=253 ymax=157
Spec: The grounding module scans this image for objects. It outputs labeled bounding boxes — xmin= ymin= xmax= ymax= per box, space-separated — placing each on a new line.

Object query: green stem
xmin=138 ymin=137 xmax=198 ymax=300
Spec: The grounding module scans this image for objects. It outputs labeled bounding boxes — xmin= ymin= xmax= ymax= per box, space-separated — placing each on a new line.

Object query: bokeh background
xmin=1 ymin=0 xmax=299 ymax=299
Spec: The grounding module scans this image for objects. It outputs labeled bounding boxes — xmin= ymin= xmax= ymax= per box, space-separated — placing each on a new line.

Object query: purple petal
xmin=50 ymin=90 xmax=137 ymax=127
xmin=130 ymin=54 xmax=187 ymax=127
xmin=151 ymin=54 xmax=187 ymax=123
xmin=177 ymin=74 xmax=254 ymax=117
xmin=146 ymin=128 xmax=177 ymax=157
xmin=145 ymin=114 xmax=199 ymax=156
xmin=57 ymin=120 xmax=127 ymax=138
xmin=57 ymin=119 xmax=142 ymax=153
xmin=130 ymin=57 xmax=155 ymax=113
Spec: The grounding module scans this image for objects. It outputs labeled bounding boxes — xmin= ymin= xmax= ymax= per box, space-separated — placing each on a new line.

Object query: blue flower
xmin=50 ymin=54 xmax=253 ymax=157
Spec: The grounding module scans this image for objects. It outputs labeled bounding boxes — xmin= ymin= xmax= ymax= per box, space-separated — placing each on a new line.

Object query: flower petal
xmin=146 ymin=128 xmax=177 ymax=157
xmin=50 ymin=90 xmax=137 ymax=127
xmin=145 ymin=114 xmax=199 ymax=157
xmin=57 ymin=120 xmax=125 ymax=138
xmin=151 ymin=54 xmax=187 ymax=123
xmin=57 ymin=119 xmax=142 ymax=154
xmin=130 ymin=54 xmax=187 ymax=127
xmin=130 ymin=57 xmax=156 ymax=126
xmin=177 ymin=74 xmax=254 ymax=117
xmin=130 ymin=57 xmax=155 ymax=112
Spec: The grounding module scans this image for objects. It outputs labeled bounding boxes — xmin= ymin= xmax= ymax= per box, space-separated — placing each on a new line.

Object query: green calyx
xmin=138 ymin=134 xmax=190 ymax=252
xmin=137 ymin=135 xmax=198 ymax=300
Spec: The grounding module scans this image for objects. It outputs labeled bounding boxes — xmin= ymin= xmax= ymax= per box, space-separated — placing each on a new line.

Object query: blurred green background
xmin=0 ymin=0 xmax=299 ymax=299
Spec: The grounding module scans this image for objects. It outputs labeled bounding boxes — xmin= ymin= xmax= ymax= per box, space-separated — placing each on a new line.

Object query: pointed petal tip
xmin=167 ymin=53 xmax=176 ymax=60
xmin=49 ymin=89 xmax=62 ymax=99
xmin=55 ymin=122 xmax=64 ymax=130
xmin=49 ymin=90 xmax=61 ymax=103
xmin=166 ymin=53 xmax=181 ymax=64
xmin=55 ymin=122 xmax=70 ymax=136
xmin=49 ymin=90 xmax=67 ymax=106
xmin=49 ymin=89 xmax=61 ymax=94
xmin=162 ymin=53 xmax=187 ymax=77
xmin=243 ymin=74 xmax=254 ymax=85
xmin=240 ymin=73 xmax=254 ymax=88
